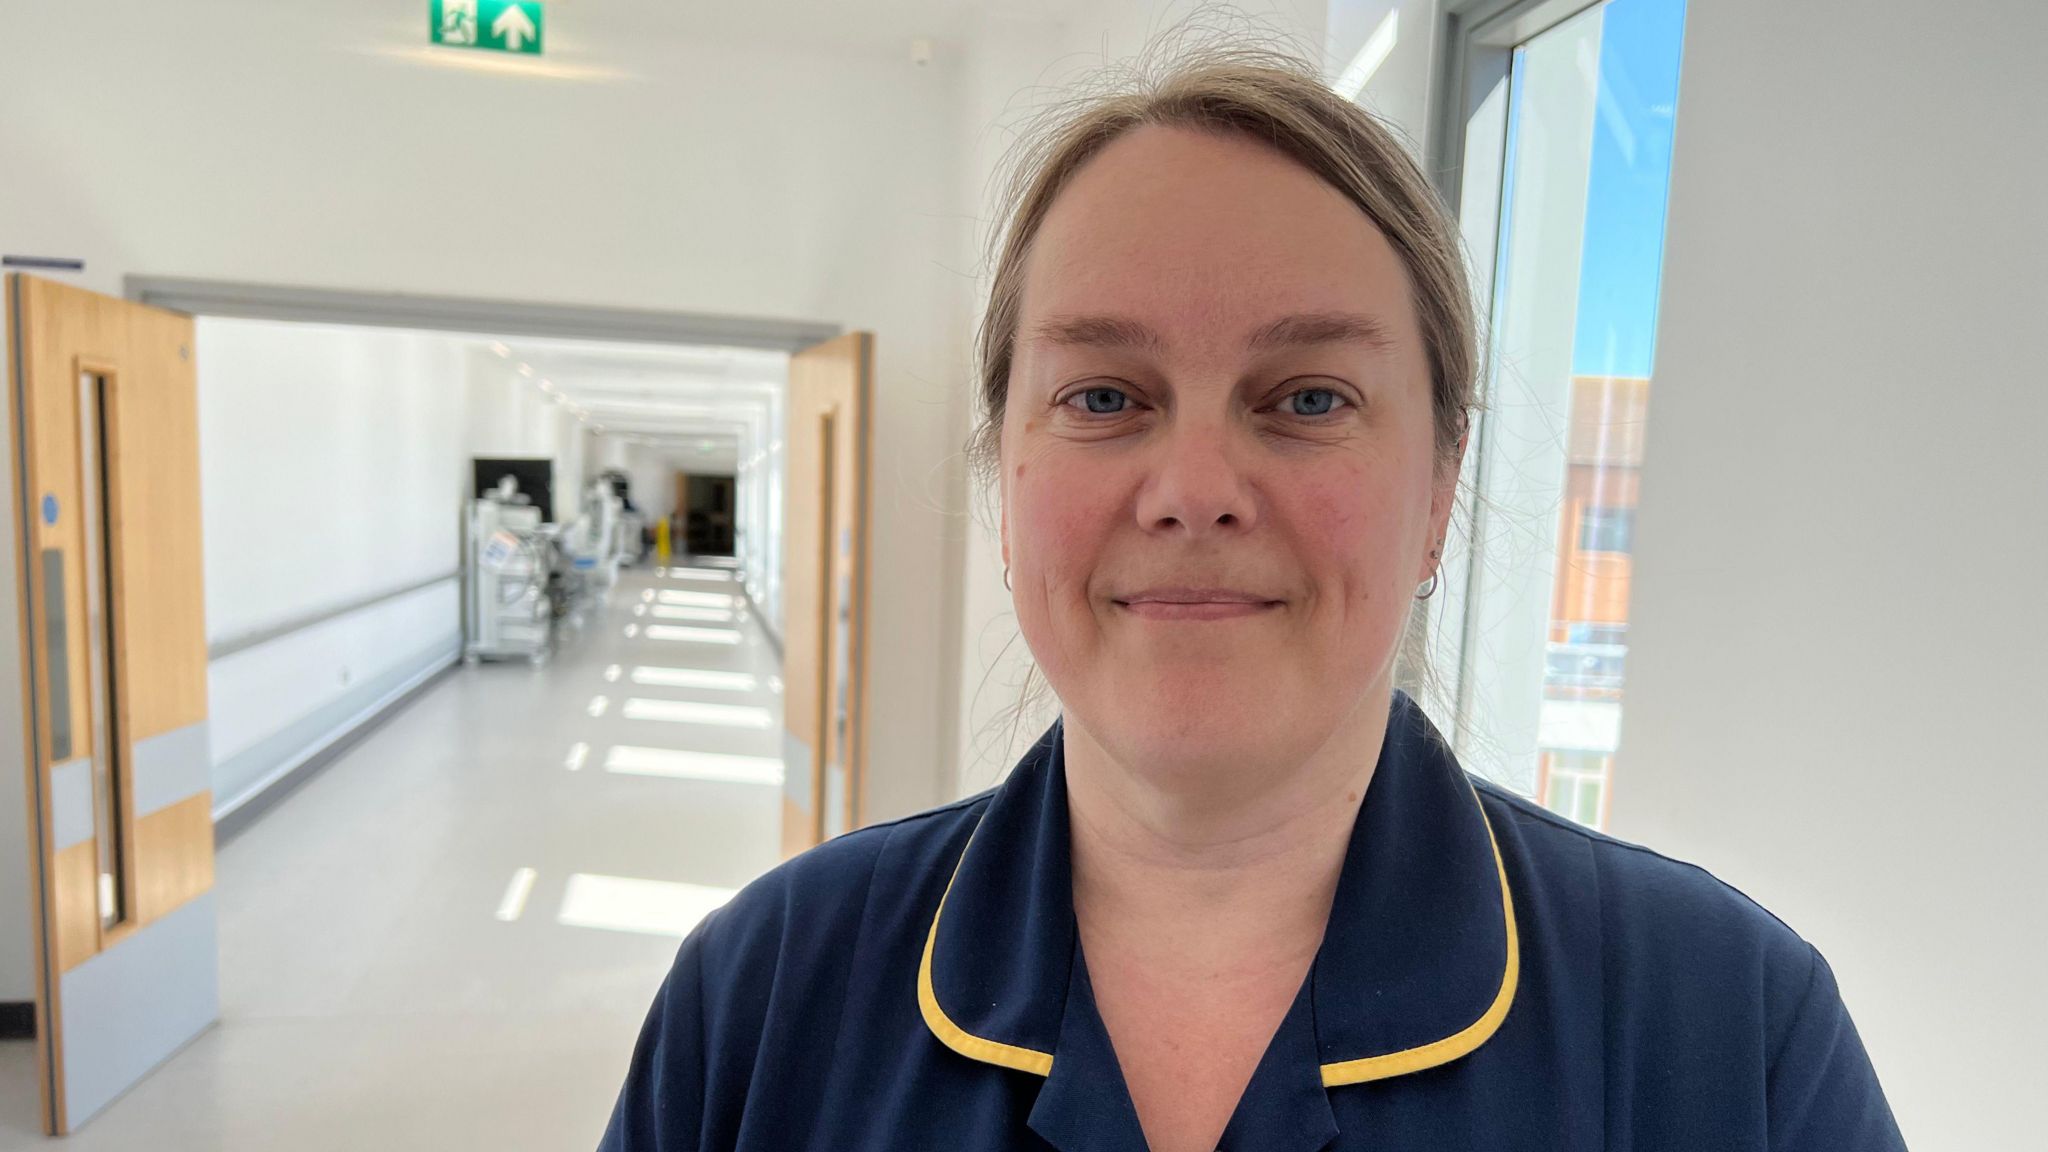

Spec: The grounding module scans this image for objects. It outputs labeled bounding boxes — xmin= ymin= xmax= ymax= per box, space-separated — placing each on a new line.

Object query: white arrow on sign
xmin=492 ymin=4 xmax=536 ymax=51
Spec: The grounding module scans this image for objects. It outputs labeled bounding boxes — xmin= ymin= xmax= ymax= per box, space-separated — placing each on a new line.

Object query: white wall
xmin=199 ymin=320 xmax=467 ymax=638
xmin=1609 ymin=1 xmax=2048 ymax=1146
xmin=623 ymin=443 xmax=678 ymax=530
xmin=557 ymin=411 xmax=585 ymax=523
xmin=1326 ymin=0 xmax=1437 ymax=149
xmin=465 ymin=347 xmax=584 ymax=522
xmin=948 ymin=12 xmax=1076 ymax=794
xmin=197 ymin=318 xmax=469 ymax=812
xmin=592 ymin=433 xmax=629 ymax=475
xmin=0 ymin=2 xmax=971 ymax=824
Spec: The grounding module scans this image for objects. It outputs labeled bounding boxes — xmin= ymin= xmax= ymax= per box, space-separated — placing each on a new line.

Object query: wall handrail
xmin=207 ymin=570 xmax=459 ymax=661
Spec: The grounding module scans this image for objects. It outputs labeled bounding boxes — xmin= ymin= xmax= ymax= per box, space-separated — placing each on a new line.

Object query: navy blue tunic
xmin=599 ymin=692 xmax=1904 ymax=1150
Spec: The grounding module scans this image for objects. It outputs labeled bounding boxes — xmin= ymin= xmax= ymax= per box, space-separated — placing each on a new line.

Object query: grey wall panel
xmin=130 ymin=722 xmax=212 ymax=818
xmin=210 ymin=633 xmax=459 ymax=820
xmin=58 ymin=890 xmax=219 ymax=1128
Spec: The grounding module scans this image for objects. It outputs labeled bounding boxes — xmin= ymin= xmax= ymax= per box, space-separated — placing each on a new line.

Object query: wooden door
xmin=780 ymin=333 xmax=873 ymax=857
xmin=6 ymin=274 xmax=217 ymax=1134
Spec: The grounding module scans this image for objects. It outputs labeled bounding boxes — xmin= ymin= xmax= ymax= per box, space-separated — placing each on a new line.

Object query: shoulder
xmin=599 ymin=792 xmax=997 ymax=1149
xmin=688 ymin=788 xmax=994 ymax=981
xmin=1473 ymin=778 xmax=1816 ymax=990
xmin=1471 ymin=780 xmax=1905 ymax=1145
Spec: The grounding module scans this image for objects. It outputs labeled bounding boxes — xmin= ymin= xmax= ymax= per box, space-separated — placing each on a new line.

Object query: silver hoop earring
xmin=1416 ymin=545 xmax=1442 ymax=600
xmin=1002 ymin=566 xmax=1012 ymax=592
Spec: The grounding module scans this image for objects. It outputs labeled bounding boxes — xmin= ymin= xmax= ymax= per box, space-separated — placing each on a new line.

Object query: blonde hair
xmin=968 ymin=41 xmax=1478 ymax=484
xmin=963 ymin=38 xmax=1482 ymax=770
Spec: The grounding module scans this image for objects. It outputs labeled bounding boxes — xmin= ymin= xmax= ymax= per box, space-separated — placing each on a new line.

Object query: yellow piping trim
xmin=917 ymin=831 xmax=1057 ymax=1077
xmin=916 ymin=783 xmax=1519 ymax=1088
xmin=1319 ymin=787 xmax=1520 ymax=1086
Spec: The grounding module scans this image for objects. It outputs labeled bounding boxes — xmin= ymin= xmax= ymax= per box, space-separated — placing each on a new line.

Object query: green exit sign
xmin=431 ymin=1 xmax=544 ymax=56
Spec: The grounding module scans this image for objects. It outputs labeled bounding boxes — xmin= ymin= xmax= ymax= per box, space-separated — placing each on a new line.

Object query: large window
xmin=1577 ymin=506 xmax=1635 ymax=554
xmin=1422 ymin=0 xmax=1687 ymax=828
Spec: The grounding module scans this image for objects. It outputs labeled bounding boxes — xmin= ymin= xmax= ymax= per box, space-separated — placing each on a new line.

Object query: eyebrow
xmin=1026 ymin=314 xmax=1162 ymax=352
xmin=1246 ymin=311 xmax=1397 ymax=354
xmin=1024 ymin=311 xmax=1395 ymax=354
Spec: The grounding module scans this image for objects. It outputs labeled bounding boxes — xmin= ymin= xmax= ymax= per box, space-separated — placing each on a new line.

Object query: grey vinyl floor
xmin=0 ymin=562 xmax=784 ymax=1149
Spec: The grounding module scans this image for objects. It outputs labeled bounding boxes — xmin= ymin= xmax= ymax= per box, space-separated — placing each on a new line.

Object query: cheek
xmin=1005 ymin=448 xmax=1122 ymax=680
xmin=1278 ymin=448 xmax=1442 ymax=623
xmin=1007 ymin=451 xmax=1115 ymax=584
xmin=1283 ymin=464 xmax=1405 ymax=588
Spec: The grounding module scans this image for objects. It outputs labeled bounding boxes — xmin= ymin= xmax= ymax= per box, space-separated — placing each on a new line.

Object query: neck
xmin=1064 ymin=688 xmax=1392 ymax=964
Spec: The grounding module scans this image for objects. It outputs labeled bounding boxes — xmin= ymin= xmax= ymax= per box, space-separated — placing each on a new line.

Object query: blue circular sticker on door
xmin=40 ymin=494 xmax=57 ymax=526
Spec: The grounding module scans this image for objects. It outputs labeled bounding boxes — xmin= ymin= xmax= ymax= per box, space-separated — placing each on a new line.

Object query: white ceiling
xmin=469 ymin=333 xmax=785 ymax=473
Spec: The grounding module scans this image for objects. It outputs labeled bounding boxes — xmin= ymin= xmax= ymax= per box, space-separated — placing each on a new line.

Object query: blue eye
xmin=1287 ymin=388 xmax=1346 ymax=416
xmin=1071 ymin=386 xmax=1129 ymax=414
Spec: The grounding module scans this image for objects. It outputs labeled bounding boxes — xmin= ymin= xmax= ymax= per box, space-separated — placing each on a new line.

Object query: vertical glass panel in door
xmin=78 ymin=371 xmax=128 ymax=927
xmin=1459 ymin=0 xmax=1687 ymax=828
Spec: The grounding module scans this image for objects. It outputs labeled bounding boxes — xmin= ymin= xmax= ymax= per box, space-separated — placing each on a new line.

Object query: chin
xmin=1098 ymin=673 xmax=1329 ymax=778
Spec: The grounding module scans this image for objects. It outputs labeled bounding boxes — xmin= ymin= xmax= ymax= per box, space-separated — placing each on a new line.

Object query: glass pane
xmin=1461 ymin=0 xmax=1688 ymax=828
xmin=79 ymin=370 xmax=128 ymax=928
xmin=1575 ymin=776 xmax=1604 ymax=827
xmin=40 ymin=548 xmax=71 ymax=762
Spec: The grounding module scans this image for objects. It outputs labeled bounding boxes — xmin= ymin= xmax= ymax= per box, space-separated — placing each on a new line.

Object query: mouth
xmin=1111 ymin=588 xmax=1285 ymax=621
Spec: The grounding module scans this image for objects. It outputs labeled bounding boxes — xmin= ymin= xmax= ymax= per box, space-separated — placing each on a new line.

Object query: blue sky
xmin=1570 ymin=0 xmax=1688 ymax=378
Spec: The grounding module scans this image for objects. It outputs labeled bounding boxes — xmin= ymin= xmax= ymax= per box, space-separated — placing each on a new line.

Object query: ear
xmin=1422 ymin=429 xmax=1469 ymax=580
xmin=999 ymin=460 xmax=1011 ymax=570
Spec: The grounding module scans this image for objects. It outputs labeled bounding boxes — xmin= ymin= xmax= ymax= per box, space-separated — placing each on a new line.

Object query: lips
xmin=1115 ymin=588 xmax=1277 ymax=604
xmin=1112 ymin=588 xmax=1284 ymax=620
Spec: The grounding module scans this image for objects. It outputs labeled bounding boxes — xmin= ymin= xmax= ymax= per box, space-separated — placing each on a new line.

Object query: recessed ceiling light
xmin=490 ymin=342 xmax=511 ymax=358
xmin=518 ymin=363 xmax=534 ymax=378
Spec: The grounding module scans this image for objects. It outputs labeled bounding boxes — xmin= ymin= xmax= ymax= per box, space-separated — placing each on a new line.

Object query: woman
xmin=600 ymin=49 xmax=1904 ymax=1152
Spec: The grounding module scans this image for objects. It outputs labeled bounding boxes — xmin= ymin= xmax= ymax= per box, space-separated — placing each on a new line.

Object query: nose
xmin=1133 ymin=414 xmax=1259 ymax=536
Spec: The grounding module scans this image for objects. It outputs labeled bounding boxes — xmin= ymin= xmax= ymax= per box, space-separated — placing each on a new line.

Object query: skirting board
xmin=212 ymin=644 xmax=459 ymax=845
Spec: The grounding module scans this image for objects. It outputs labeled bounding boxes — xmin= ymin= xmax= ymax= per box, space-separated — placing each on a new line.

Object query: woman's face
xmin=1000 ymin=125 xmax=1459 ymax=782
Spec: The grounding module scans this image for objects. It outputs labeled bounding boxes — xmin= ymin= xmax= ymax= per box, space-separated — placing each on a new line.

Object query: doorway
xmin=680 ymin=474 xmax=737 ymax=557
xmin=0 ymin=276 xmax=877 ymax=1138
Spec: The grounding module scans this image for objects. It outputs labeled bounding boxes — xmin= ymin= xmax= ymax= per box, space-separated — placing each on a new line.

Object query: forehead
xmin=1019 ymin=124 xmax=1420 ymax=347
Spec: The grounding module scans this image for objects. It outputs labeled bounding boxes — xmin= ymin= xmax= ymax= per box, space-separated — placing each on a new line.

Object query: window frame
xmin=1419 ymin=0 xmax=1610 ymax=758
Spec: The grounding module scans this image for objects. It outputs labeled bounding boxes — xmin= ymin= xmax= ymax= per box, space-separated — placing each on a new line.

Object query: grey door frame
xmin=125 ymin=273 xmax=838 ymax=651
xmin=125 ymin=276 xmax=843 ymax=352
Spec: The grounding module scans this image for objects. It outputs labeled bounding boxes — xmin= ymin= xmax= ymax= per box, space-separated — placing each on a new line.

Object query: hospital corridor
xmin=0 ymin=563 xmax=786 ymax=1150
xmin=2 ymin=0 xmax=2045 ymax=1148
